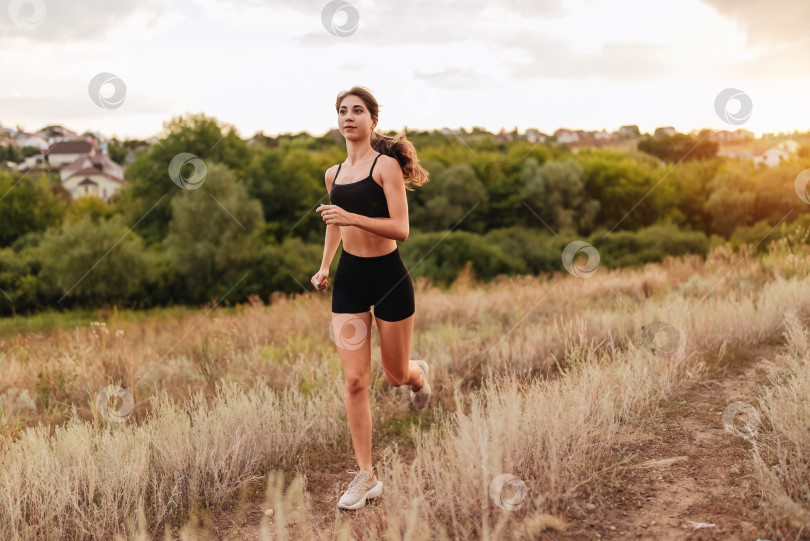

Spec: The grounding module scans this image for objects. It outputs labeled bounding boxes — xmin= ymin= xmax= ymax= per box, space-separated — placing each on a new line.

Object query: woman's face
xmin=338 ymin=95 xmax=375 ymax=139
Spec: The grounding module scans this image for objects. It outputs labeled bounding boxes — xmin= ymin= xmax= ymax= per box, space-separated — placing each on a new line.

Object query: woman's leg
xmin=376 ymin=313 xmax=423 ymax=390
xmin=373 ymin=253 xmax=421 ymax=390
xmin=333 ymin=311 xmax=374 ymax=472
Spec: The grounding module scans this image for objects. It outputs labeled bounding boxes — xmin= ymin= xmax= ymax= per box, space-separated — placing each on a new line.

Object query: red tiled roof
xmin=62 ymin=152 xmax=124 ymax=181
xmin=49 ymin=141 xmax=93 ymax=154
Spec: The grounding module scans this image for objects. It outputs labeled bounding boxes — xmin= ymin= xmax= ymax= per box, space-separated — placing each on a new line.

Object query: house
xmin=734 ymin=129 xmax=755 ymax=140
xmin=525 ymin=128 xmax=546 ymax=144
xmin=16 ymin=133 xmax=49 ymax=151
xmin=753 ymin=147 xmax=791 ymax=168
xmin=708 ymin=129 xmax=753 ymax=143
xmin=124 ymin=141 xmax=150 ymax=165
xmin=493 ymin=128 xmax=514 ymax=142
xmin=47 ymin=140 xmax=94 ymax=167
xmin=37 ymin=125 xmax=81 ymax=146
xmin=554 ymin=128 xmax=579 ymax=144
xmin=717 ymin=149 xmax=755 ymax=160
xmin=17 ymin=154 xmax=47 ymax=172
xmin=654 ymin=126 xmax=677 ymax=138
xmin=710 ymin=130 xmax=732 ymax=143
xmin=247 ymin=131 xmax=267 ymax=146
xmin=777 ymin=139 xmax=801 ymax=154
xmin=60 ymin=150 xmax=123 ymax=182
xmin=618 ymin=125 xmax=640 ymax=138
xmin=61 ymin=149 xmax=127 ymax=203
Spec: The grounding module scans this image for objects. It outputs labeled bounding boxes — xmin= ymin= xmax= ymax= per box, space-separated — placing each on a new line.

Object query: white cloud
xmin=0 ymin=0 xmax=168 ymax=43
xmin=700 ymin=0 xmax=810 ymax=46
xmin=0 ymin=0 xmax=807 ymax=138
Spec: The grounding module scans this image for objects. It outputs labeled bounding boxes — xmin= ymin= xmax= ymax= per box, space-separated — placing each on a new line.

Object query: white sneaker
xmin=337 ymin=469 xmax=383 ymax=510
xmin=409 ymin=360 xmax=431 ymax=410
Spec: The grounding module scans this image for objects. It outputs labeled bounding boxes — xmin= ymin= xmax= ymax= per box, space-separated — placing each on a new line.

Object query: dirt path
xmin=209 ymin=404 xmax=430 ymax=539
xmin=212 ymin=342 xmax=782 ymax=540
xmin=556 ymin=341 xmax=780 ymax=540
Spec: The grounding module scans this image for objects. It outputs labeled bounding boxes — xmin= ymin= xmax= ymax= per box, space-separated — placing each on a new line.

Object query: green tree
xmin=165 ymin=162 xmax=264 ymax=302
xmin=592 ymin=223 xmax=709 ymax=267
xmin=0 ymin=144 xmax=22 ymax=163
xmin=399 ymin=230 xmax=524 ymax=285
xmin=577 ymin=149 xmax=671 ymax=231
xmin=703 ymin=164 xmax=756 ymax=237
xmin=754 ymin=163 xmax=810 ymax=226
xmin=484 ymin=226 xmax=561 ymax=274
xmin=520 ymin=158 xmax=600 ymax=235
xmin=65 ymin=195 xmax=116 ymax=223
xmin=122 ymin=113 xmax=252 ymax=244
xmin=638 ymin=133 xmax=718 ymax=162
xmin=244 ymin=145 xmax=334 ymax=243
xmin=665 ymin=159 xmax=722 ymax=231
xmin=0 ymin=247 xmax=35 ymax=315
xmin=410 ymin=164 xmax=487 ymax=232
xmin=246 ymin=237 xmax=326 ymax=299
xmin=0 ymin=171 xmax=66 ymax=247
xmin=38 ymin=214 xmax=153 ymax=305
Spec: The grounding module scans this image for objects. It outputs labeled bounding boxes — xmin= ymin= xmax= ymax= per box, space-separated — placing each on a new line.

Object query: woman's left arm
xmin=346 ymin=157 xmax=409 ymax=242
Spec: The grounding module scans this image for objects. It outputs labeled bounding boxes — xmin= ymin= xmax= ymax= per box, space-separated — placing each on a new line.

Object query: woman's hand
xmin=316 ymin=204 xmax=353 ymax=227
xmin=312 ymin=268 xmax=329 ymax=291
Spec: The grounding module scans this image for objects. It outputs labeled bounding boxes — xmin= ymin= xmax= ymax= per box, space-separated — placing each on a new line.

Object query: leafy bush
xmin=38 ymin=214 xmax=154 ymax=306
xmin=399 ymin=230 xmax=525 ymax=285
xmin=589 ymin=223 xmax=709 ymax=268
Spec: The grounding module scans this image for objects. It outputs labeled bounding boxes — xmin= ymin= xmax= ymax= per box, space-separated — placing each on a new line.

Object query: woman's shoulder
xmin=376 ymin=154 xmax=403 ymax=177
xmin=324 ymin=162 xmax=342 ymax=188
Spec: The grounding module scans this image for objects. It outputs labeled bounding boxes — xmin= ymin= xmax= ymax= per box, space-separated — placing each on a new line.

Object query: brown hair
xmin=335 ymin=86 xmax=429 ymax=191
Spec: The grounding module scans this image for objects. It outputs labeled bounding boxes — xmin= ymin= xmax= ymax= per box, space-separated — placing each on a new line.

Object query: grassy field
xmin=1 ymin=235 xmax=810 ymax=540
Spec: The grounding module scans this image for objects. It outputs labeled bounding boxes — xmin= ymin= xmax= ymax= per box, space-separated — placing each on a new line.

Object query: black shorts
xmin=331 ymin=247 xmax=415 ymax=322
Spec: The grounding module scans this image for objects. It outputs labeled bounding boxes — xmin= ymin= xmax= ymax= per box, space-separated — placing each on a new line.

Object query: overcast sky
xmin=0 ymin=0 xmax=808 ymax=140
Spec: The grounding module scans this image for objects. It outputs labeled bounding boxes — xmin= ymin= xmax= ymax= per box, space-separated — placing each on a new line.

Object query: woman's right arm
xmin=312 ymin=167 xmax=341 ymax=290
xmin=319 ymin=223 xmax=341 ymax=272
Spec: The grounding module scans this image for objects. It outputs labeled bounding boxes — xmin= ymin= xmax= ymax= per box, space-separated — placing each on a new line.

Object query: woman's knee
xmin=345 ymin=373 xmax=369 ymax=395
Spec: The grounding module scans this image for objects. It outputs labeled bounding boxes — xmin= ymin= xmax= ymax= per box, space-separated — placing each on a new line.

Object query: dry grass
xmin=752 ymin=311 xmax=810 ymax=537
xmin=0 ymin=382 xmax=341 ymax=540
xmin=0 ymin=241 xmax=809 ymax=539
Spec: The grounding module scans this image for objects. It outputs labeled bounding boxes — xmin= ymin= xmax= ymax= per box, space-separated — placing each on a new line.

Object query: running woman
xmin=310 ymin=86 xmax=431 ymax=510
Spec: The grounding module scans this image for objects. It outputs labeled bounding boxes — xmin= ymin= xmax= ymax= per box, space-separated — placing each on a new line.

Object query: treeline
xmin=1 ymin=113 xmax=809 ymax=316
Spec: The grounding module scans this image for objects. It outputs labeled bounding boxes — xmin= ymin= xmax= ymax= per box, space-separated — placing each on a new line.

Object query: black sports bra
xmin=329 ymin=153 xmax=390 ymax=218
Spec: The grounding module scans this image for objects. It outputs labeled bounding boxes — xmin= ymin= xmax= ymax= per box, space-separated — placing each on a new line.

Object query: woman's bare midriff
xmin=340 ymin=227 xmax=397 ymax=257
